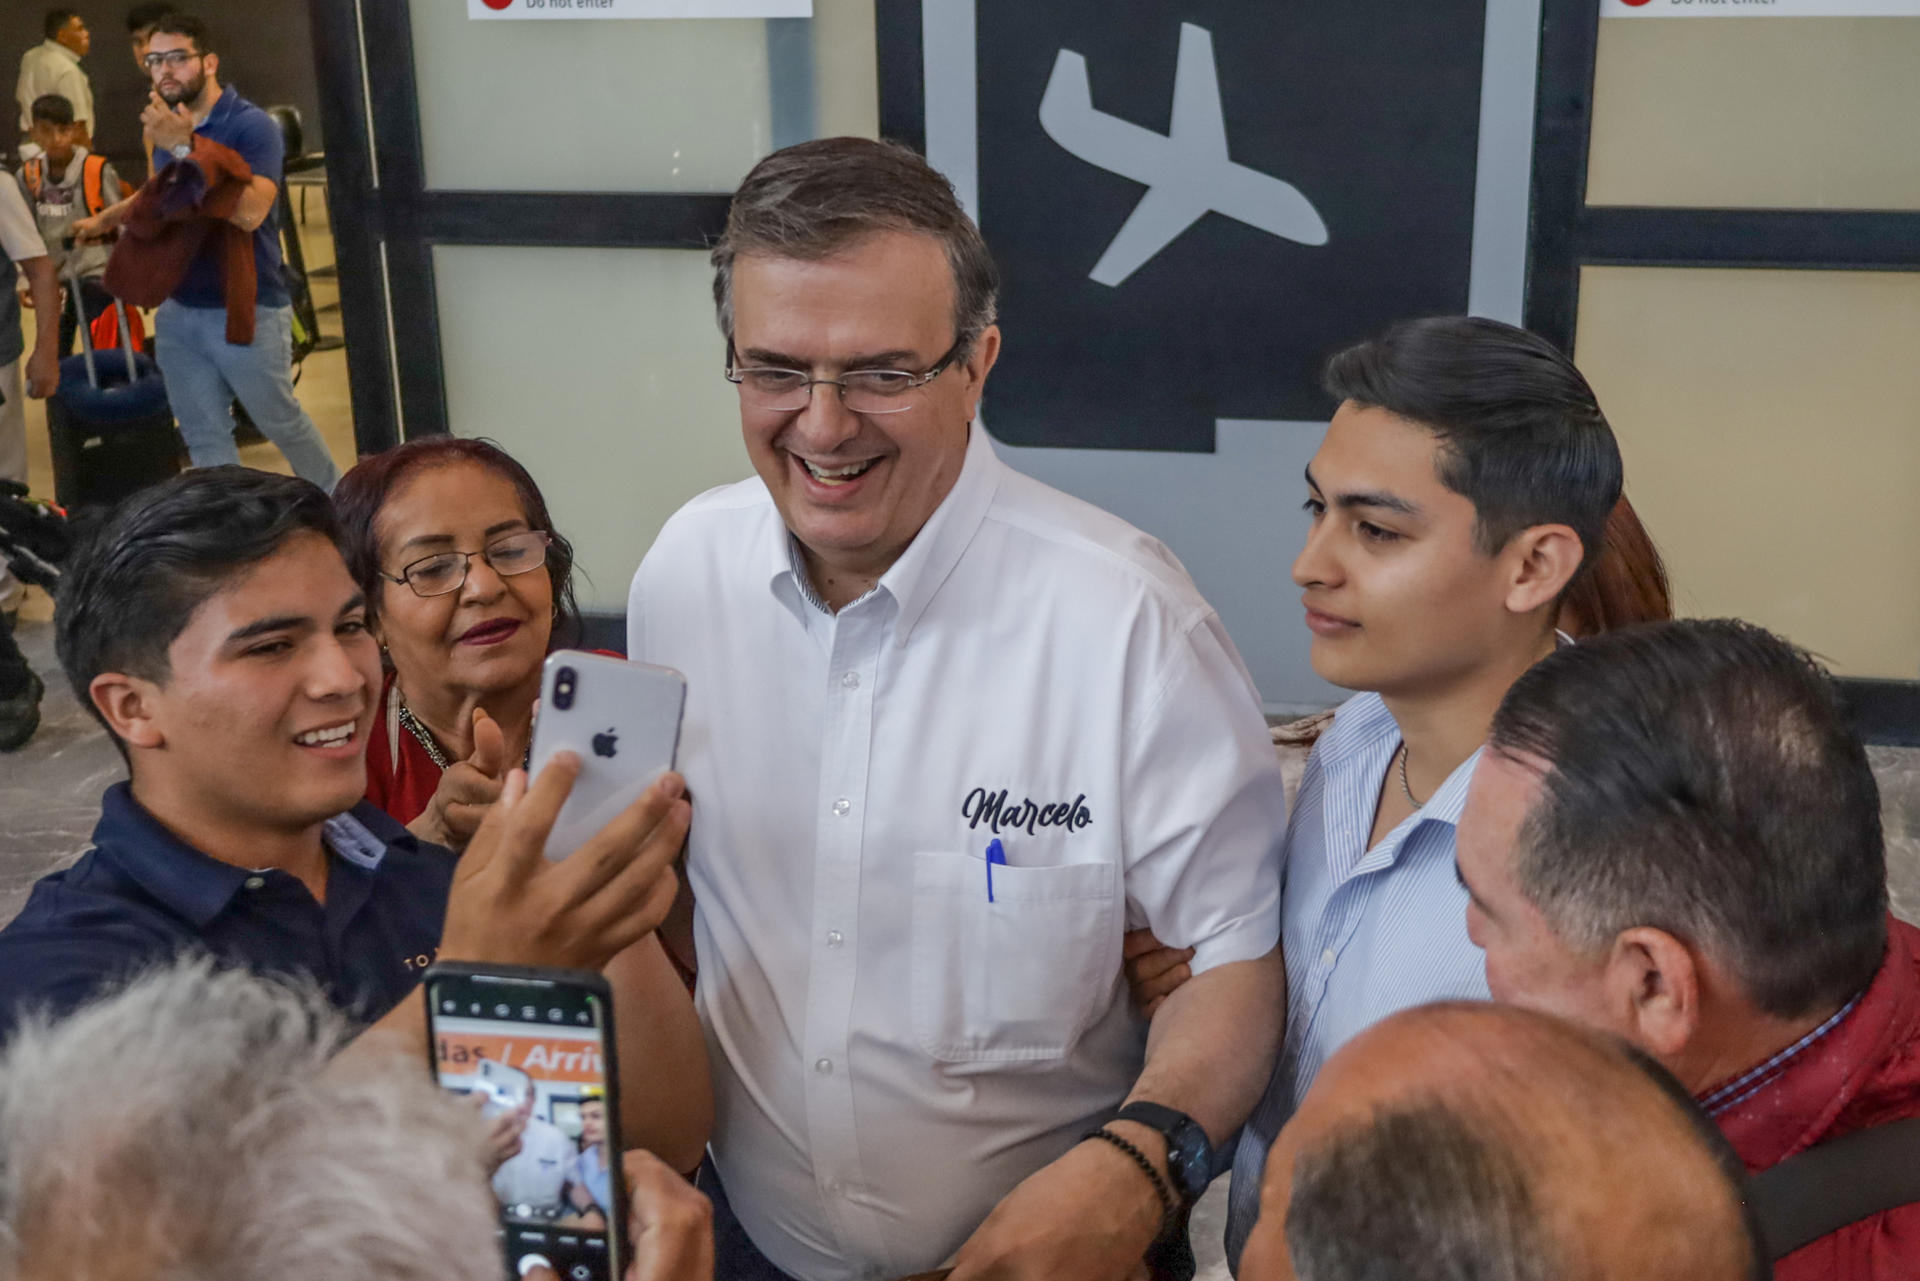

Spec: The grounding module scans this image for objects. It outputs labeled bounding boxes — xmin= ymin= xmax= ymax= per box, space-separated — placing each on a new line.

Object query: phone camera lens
xmin=554 ymin=667 xmax=576 ymax=711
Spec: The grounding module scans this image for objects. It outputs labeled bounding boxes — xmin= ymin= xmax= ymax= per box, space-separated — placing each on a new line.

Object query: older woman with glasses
xmin=333 ymin=437 xmax=584 ymax=850
xmin=334 ymin=436 xmax=710 ymax=1171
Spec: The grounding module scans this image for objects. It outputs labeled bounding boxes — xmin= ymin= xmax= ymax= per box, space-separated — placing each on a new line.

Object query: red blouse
xmin=364 ymin=670 xmax=443 ymax=827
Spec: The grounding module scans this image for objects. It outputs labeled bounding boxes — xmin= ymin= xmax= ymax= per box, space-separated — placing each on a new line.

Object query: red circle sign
xmin=482 ymin=0 xmax=513 ymax=9
xmin=1620 ymin=0 xmax=1653 ymax=6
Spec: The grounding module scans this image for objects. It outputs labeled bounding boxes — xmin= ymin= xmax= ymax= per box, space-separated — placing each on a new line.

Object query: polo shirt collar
xmin=38 ymin=39 xmax=81 ymax=66
xmin=89 ymin=784 xmax=398 ymax=928
xmin=90 ymin=783 xmax=252 ymax=928
xmin=766 ymin=423 xmax=1004 ymax=644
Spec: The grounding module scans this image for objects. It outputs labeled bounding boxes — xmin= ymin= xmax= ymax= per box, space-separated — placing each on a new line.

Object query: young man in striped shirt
xmin=1132 ymin=316 xmax=1624 ymax=1269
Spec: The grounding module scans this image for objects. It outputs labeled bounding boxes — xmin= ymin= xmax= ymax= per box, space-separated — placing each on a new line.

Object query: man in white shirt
xmin=16 ymin=10 xmax=94 ymax=144
xmin=0 ymin=168 xmax=60 ymax=651
xmin=492 ymin=1092 xmax=579 ymax=1221
xmin=628 ymin=137 xmax=1287 ymax=1281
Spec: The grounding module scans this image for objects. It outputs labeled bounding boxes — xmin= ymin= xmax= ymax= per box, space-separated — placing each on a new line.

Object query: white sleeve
xmin=57 ymin=65 xmax=93 ymax=129
xmin=0 ymin=177 xmax=48 ymax=264
xmin=1121 ymin=611 xmax=1287 ymax=975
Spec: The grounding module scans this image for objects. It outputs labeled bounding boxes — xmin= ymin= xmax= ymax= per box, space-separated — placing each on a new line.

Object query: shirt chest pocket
xmin=910 ymin=851 xmax=1121 ymax=1063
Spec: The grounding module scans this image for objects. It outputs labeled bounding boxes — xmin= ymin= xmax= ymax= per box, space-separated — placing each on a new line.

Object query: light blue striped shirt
xmin=1223 ymin=692 xmax=1490 ymax=1268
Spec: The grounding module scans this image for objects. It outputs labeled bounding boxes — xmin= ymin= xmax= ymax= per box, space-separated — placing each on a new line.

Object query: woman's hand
xmin=1122 ymin=928 xmax=1195 ymax=1019
xmin=408 ymin=707 xmax=509 ymax=850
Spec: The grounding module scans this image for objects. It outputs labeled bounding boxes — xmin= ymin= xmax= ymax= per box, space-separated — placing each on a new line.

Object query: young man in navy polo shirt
xmin=71 ymin=12 xmax=338 ymax=490
xmin=0 ymin=468 xmax=711 ymax=1169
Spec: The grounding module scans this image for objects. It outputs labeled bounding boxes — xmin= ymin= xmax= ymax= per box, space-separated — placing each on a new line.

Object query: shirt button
xmin=832 ymin=798 xmax=851 ymax=817
xmin=826 ymin=931 xmax=844 ymax=948
xmin=841 ymin=671 xmax=860 ymax=690
xmin=814 ymin=1057 xmax=834 ymax=1075
xmin=1321 ymin=948 xmax=1336 ymax=967
xmin=244 ymin=876 xmax=266 ymax=890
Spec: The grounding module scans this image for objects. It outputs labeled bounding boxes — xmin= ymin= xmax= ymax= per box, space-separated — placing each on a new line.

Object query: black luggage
xmin=46 ymin=259 xmax=183 ymax=512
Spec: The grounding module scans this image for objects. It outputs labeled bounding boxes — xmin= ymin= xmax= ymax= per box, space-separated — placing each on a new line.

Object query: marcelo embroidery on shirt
xmin=962 ymin=788 xmax=1094 ymax=836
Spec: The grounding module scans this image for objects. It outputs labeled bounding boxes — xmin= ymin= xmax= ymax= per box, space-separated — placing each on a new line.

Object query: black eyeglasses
xmin=725 ymin=339 xmax=964 ymax=415
xmin=380 ymin=531 xmax=553 ymax=599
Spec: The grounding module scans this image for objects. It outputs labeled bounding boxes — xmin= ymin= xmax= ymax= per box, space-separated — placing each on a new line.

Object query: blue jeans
xmin=154 ymin=299 xmax=340 ymax=491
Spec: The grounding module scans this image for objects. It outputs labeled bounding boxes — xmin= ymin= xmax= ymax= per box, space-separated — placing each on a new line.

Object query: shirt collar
xmin=766 ymin=423 xmax=1004 ymax=644
xmin=1698 ymin=994 xmax=1863 ymax=1118
xmin=1316 ymin=692 xmax=1478 ymax=830
xmin=89 ymin=784 xmax=401 ymax=928
xmin=38 ymin=40 xmax=81 ymax=66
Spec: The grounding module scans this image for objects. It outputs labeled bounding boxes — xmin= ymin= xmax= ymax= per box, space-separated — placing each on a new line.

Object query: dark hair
xmin=1287 ymin=1103 xmax=1555 ymax=1281
xmin=146 ymin=12 xmax=211 ymax=54
xmin=1490 ymin=619 xmax=1888 ymax=1019
xmin=55 ymin=468 xmax=342 ymax=750
xmin=712 ymin=137 xmax=1000 ymax=359
xmin=44 ymin=10 xmax=79 ymax=40
xmin=126 ymin=2 xmax=178 ymax=33
xmin=331 ymin=438 xmax=580 ymax=648
xmin=1558 ymin=493 xmax=1671 ymax=637
xmin=30 ymin=94 xmax=75 ymax=127
xmin=1324 ymin=316 xmax=1622 ymax=572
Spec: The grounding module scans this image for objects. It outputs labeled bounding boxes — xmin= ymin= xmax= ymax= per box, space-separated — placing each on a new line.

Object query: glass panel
xmin=1587 ymin=17 xmax=1920 ymax=209
xmin=433 ymin=246 xmax=750 ymax=611
xmin=411 ymin=0 xmax=877 ymax=192
xmin=1574 ymin=266 xmax=1920 ymax=679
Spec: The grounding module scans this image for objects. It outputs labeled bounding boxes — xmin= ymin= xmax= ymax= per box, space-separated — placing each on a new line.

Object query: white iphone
xmin=527 ymin=650 xmax=686 ymax=861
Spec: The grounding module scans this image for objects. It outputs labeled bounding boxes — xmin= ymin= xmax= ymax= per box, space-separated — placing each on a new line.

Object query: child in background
xmin=18 ymin=94 xmax=123 ymax=354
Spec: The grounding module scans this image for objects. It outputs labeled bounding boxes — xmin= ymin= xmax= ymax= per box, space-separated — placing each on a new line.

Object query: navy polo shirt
xmin=0 ymin=783 xmax=456 ymax=1043
xmin=152 ymin=83 xmax=290 ymax=310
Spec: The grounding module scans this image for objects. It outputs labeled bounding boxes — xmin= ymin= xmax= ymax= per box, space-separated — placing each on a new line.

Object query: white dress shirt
xmin=629 ymin=425 xmax=1286 ymax=1281
xmin=16 ymin=41 xmax=93 ymax=134
xmin=492 ymin=1115 xmax=576 ymax=1216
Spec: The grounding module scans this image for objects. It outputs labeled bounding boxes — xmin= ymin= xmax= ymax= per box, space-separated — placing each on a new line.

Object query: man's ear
xmin=960 ymin=324 xmax=1001 ymax=420
xmin=202 ymin=50 xmax=219 ymax=82
xmin=1605 ymin=926 xmax=1701 ymax=1064
xmin=1501 ymin=523 xmax=1585 ymax=617
xmin=89 ymin=672 xmax=168 ymax=751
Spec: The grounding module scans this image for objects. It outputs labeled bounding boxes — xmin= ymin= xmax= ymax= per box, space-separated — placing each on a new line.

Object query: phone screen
xmin=426 ymin=970 xmax=624 ymax=1281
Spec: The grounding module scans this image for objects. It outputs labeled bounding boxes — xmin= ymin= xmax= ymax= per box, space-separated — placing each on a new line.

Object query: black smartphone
xmin=424 ymin=963 xmax=628 ymax=1281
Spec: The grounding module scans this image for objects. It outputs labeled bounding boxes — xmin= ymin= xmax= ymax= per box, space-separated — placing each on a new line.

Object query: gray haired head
xmin=0 ymin=959 xmax=500 ymax=1281
xmin=711 ymin=137 xmax=1000 ymax=359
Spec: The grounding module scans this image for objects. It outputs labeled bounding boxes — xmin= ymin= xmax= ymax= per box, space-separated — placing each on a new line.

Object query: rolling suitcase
xmin=46 ymin=258 xmax=184 ymax=512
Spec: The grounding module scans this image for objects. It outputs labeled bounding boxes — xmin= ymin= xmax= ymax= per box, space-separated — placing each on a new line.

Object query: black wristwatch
xmin=1113 ymin=1102 xmax=1214 ymax=1205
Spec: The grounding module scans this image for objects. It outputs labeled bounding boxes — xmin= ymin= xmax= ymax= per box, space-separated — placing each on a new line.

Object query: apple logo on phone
xmin=591 ymin=728 xmax=619 ymax=759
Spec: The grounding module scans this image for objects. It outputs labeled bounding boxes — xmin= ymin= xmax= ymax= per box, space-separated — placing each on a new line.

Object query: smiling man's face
xmin=728 ymin=230 xmax=998 ymax=586
xmin=126 ymin=532 xmax=381 ymax=836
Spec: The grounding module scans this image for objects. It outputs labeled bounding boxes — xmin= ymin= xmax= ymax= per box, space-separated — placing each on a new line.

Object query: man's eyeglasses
xmin=725 ymin=339 xmax=964 ymax=415
xmin=380 ymin=531 xmax=553 ymax=599
xmin=142 ymin=50 xmax=202 ymax=71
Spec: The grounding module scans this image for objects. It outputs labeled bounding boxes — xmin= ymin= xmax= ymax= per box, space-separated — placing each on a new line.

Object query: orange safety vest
xmin=22 ymin=152 xmax=108 ymax=216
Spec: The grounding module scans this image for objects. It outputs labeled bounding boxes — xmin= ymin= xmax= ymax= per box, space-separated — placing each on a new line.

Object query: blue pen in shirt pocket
xmin=986 ymin=838 xmax=1008 ymax=902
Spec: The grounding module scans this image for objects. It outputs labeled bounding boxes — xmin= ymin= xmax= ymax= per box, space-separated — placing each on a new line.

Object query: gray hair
xmin=0 ymin=959 xmax=500 ymax=1281
xmin=1286 ymin=1102 xmax=1556 ymax=1281
xmin=711 ymin=137 xmax=1000 ymax=357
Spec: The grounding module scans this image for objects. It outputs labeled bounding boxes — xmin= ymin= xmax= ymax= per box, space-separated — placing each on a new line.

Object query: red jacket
xmin=102 ymin=135 xmax=258 ymax=344
xmin=1709 ymin=917 xmax=1920 ymax=1280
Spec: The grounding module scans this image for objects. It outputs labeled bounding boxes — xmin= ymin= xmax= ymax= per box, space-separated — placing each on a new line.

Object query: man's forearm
xmin=22 ymin=259 xmax=59 ymax=349
xmin=1127 ymin=947 xmax=1285 ymax=1145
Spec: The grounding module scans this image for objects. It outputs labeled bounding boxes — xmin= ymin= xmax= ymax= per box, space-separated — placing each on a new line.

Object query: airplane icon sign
xmin=1038 ymin=22 xmax=1330 ymax=288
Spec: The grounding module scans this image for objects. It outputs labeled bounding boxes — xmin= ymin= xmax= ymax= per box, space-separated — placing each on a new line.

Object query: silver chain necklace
xmin=1397 ymin=743 xmax=1426 ymax=808
xmin=395 ymin=692 xmax=452 ymax=770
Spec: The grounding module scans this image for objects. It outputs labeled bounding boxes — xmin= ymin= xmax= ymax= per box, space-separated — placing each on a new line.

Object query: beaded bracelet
xmin=1084 ymin=1125 xmax=1177 ymax=1232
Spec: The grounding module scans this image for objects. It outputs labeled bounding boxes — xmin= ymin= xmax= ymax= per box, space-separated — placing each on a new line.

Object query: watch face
xmin=1169 ymin=1144 xmax=1209 ymax=1200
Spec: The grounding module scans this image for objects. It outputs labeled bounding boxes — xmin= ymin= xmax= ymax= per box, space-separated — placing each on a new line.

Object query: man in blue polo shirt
xmin=0 ymin=472 xmax=707 ymax=1171
xmin=72 ymin=12 xmax=336 ymax=490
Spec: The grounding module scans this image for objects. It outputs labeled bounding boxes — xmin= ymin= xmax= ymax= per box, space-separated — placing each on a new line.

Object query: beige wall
xmin=1589 ymin=17 xmax=1920 ymax=209
xmin=1579 ymin=15 xmax=1920 ymax=678
xmin=1575 ymin=267 xmax=1920 ymax=679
